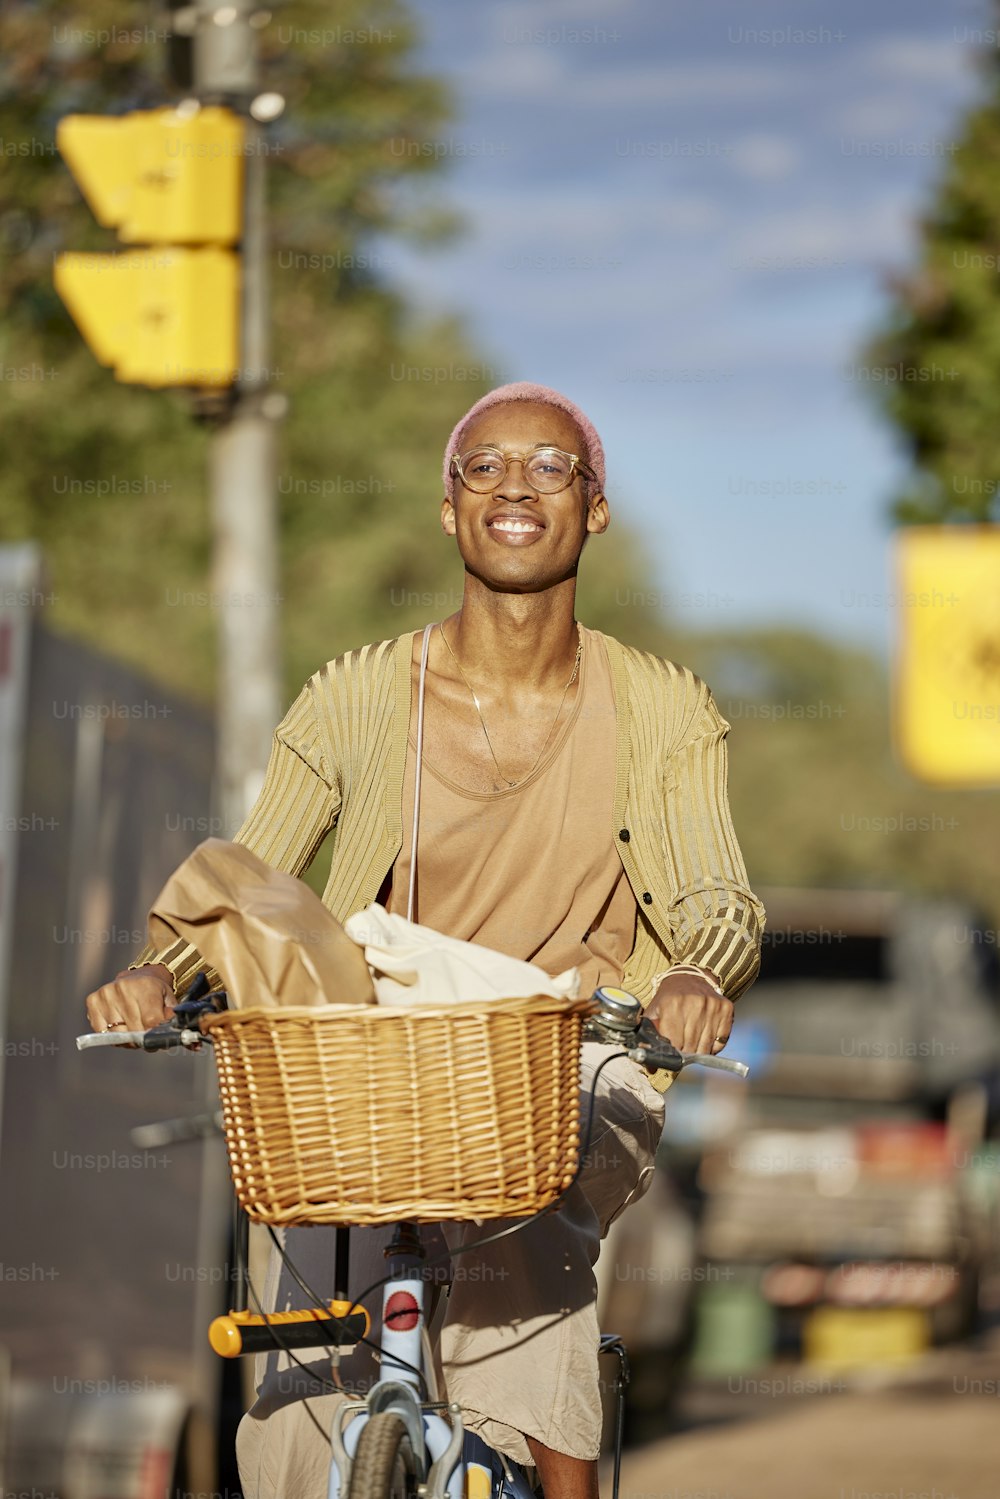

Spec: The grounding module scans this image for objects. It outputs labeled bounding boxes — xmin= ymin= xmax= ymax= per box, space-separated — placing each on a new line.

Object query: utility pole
xmin=54 ymin=0 xmax=287 ymax=1464
xmin=190 ymin=0 xmax=285 ymax=1432
xmin=194 ymin=0 xmax=283 ymax=834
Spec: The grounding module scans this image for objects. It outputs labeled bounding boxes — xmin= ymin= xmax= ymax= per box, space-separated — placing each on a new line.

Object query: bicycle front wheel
xmin=347 ymin=1412 xmax=421 ymax=1499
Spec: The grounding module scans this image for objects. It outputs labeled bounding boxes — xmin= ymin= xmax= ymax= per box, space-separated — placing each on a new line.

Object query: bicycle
xmin=79 ymin=980 xmax=748 ymax=1498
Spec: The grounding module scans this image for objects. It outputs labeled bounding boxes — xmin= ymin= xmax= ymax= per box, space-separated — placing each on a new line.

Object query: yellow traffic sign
xmin=54 ymin=248 xmax=239 ymax=388
xmin=57 ymin=107 xmax=245 ymax=245
xmin=55 ymin=104 xmax=244 ymax=387
xmin=893 ymin=525 xmax=1000 ymax=786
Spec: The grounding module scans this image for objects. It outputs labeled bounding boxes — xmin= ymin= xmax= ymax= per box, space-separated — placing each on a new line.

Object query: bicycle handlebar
xmin=674 ymin=1052 xmax=749 ymax=1077
xmin=75 ymin=976 xmax=228 ymax=1052
xmin=76 ymin=981 xmax=749 ymax=1078
xmin=583 ymin=986 xmax=750 ymax=1078
xmin=77 ymin=1026 xmax=205 ymax=1051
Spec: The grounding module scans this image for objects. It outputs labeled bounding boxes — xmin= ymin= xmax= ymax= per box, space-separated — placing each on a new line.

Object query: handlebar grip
xmin=681 ymin=1053 xmax=750 ymax=1078
xmin=78 ymin=1032 xmax=137 ymax=1050
xmin=209 ymin=1303 xmax=371 ymax=1357
xmin=75 ymin=1027 xmax=203 ymax=1052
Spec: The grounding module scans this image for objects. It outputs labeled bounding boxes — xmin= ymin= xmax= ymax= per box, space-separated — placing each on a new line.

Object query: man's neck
xmin=443 ymin=579 xmax=581 ymax=695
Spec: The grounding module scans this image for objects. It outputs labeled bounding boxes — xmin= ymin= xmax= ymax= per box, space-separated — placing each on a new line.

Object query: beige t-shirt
xmin=387 ymin=626 xmax=638 ymax=993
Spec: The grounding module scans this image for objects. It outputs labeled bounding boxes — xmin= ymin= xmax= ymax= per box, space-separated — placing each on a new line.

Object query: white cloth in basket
xmin=344 ymin=903 xmax=581 ymax=1005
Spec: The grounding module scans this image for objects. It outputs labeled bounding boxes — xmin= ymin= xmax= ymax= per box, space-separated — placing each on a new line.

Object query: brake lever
xmin=140 ymin=1021 xmax=204 ymax=1051
xmin=628 ymin=1016 xmax=685 ymax=1073
xmin=140 ymin=992 xmax=227 ymax=1051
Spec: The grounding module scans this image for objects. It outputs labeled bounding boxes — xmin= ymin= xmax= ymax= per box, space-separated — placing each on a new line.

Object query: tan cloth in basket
xmin=147 ymin=838 xmax=376 ymax=1008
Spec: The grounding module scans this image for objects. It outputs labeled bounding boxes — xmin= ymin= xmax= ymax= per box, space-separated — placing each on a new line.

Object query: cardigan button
xmin=618 ymin=828 xmax=630 ymax=842
xmin=642 ymin=892 xmax=653 ymax=905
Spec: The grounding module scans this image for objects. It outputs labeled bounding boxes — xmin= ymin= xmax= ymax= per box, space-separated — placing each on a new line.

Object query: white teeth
xmin=491 ymin=519 xmax=540 ymax=533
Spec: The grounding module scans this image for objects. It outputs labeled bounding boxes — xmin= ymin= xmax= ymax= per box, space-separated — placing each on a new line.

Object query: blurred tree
xmin=0 ymin=0 xmax=663 ymax=705
xmin=862 ymin=29 xmax=1000 ymax=523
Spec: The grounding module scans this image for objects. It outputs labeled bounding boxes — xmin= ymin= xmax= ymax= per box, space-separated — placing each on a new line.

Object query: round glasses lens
xmin=459 ymin=449 xmax=507 ymax=491
xmin=525 ymin=449 xmax=575 ymax=491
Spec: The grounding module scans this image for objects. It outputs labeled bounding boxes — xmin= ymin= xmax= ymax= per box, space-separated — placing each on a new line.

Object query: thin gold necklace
xmin=439 ymin=621 xmax=583 ymax=789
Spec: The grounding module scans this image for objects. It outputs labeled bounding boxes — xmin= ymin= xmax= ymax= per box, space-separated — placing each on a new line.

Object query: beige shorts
xmin=236 ymin=1044 xmax=666 ymax=1494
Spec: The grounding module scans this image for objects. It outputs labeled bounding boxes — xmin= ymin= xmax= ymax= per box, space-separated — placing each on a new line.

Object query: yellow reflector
xmin=465 ymin=1465 xmax=492 ymax=1499
xmin=804 ymin=1305 xmax=929 ymax=1369
xmin=893 ymin=525 xmax=1000 ymax=787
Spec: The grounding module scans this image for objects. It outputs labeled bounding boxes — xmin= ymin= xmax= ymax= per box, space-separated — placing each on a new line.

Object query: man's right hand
xmin=85 ymin=965 xmax=175 ymax=1034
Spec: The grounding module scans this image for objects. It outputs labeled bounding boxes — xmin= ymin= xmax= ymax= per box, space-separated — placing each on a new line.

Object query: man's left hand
xmin=645 ymin=971 xmax=733 ymax=1055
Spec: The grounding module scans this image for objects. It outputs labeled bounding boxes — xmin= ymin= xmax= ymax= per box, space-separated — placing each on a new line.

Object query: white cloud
xmin=730 ymin=133 xmax=802 ymax=180
xmin=487 ymin=0 xmax=631 ymax=28
xmin=591 ymin=60 xmax=802 ymax=108
xmin=726 ymin=193 xmax=914 ymax=269
xmin=658 ymin=194 xmax=728 ymax=234
xmin=467 ymin=58 xmax=797 ymax=108
xmin=464 ymin=46 xmax=565 ymax=94
xmin=446 ymin=183 xmax=726 ymax=246
xmin=830 ymin=94 xmax=925 ymax=138
xmin=860 ymin=34 xmax=971 ymax=86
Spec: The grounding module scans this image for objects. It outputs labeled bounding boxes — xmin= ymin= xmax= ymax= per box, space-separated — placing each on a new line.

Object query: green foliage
xmin=0 ymin=0 xmax=660 ymax=705
xmin=861 ymin=46 xmax=1000 ymax=523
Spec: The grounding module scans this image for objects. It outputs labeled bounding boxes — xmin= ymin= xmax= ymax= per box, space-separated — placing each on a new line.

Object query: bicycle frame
xmin=324 ymin=1222 xmax=448 ymax=1499
xmin=320 ymin=1221 xmax=535 ymax=1499
xmin=218 ymin=1207 xmax=618 ymax=1498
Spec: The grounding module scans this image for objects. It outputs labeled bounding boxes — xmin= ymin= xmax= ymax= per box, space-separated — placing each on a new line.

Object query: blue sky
xmin=376 ymin=0 xmax=995 ymax=656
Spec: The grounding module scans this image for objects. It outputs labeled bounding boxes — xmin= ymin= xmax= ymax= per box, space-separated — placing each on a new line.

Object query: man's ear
xmin=441 ymin=495 xmax=457 ymax=535
xmin=586 ymin=491 xmax=610 ymax=535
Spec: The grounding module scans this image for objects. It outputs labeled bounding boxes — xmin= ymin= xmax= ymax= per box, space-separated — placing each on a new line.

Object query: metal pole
xmin=191 ymin=0 xmax=283 ymax=1445
xmin=195 ymin=0 xmax=282 ymax=834
xmin=0 ymin=544 xmax=43 ymax=1161
xmin=209 ymin=377 xmax=281 ymax=836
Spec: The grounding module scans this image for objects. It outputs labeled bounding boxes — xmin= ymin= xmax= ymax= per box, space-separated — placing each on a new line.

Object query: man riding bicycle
xmin=86 ymin=382 xmax=764 ymax=1499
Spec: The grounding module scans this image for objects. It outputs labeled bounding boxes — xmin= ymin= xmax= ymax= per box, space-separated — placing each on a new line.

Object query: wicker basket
xmin=202 ymin=994 xmax=592 ymax=1226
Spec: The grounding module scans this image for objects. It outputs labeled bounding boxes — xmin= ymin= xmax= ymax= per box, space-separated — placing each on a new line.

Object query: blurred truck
xmin=694 ymin=887 xmax=1000 ymax=1367
xmin=597 ymin=886 xmax=1000 ymax=1431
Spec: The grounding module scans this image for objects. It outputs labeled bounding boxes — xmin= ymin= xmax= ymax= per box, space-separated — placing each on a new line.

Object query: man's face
xmin=441 ymin=401 xmax=609 ymax=592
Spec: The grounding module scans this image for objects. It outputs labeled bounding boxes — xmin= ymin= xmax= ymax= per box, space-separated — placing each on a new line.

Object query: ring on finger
xmin=106 ymin=1019 xmax=126 ymax=1029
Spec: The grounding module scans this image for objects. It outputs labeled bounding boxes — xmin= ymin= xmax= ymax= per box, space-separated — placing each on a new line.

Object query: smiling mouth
xmin=488 ymin=519 xmax=544 ymax=534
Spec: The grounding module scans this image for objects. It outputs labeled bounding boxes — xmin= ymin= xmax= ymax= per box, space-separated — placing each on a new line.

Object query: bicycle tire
xmin=347 ymin=1412 xmax=421 ymax=1499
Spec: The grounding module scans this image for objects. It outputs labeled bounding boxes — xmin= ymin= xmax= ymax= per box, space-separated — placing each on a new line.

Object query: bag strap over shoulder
xmin=407 ymin=622 xmax=434 ymax=923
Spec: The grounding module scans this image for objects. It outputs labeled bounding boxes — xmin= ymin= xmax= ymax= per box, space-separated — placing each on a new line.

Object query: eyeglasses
xmin=450 ymin=445 xmax=597 ymax=495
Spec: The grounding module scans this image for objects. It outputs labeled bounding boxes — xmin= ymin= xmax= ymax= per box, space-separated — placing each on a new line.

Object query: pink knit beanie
xmin=442 ymin=381 xmax=606 ymax=497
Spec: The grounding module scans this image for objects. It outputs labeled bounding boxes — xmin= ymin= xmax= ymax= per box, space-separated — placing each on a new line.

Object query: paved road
xmin=608 ymin=1336 xmax=1000 ymax=1499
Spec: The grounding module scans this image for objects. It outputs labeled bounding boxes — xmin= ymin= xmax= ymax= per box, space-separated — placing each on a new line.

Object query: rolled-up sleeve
xmin=128 ymin=681 xmax=341 ymax=994
xmin=659 ymin=692 xmax=765 ymax=1000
